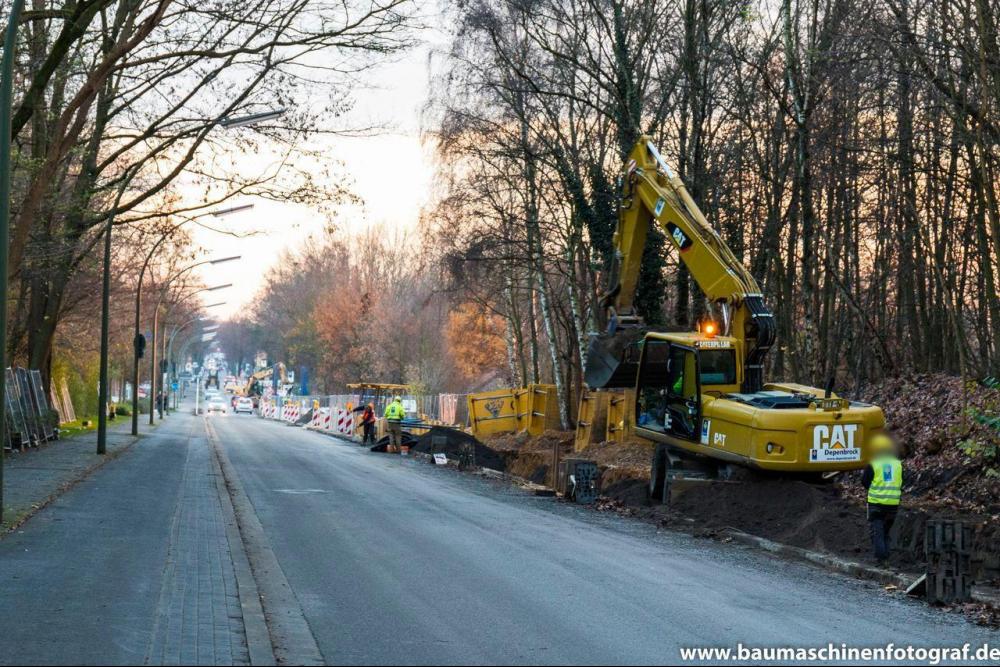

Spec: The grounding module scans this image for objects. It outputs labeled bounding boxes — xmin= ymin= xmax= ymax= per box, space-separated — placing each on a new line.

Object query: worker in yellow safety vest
xmin=862 ymin=433 xmax=903 ymax=564
xmin=384 ymin=396 xmax=406 ymax=453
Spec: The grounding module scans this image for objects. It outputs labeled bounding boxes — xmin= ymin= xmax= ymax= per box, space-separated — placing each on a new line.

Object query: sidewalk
xmin=0 ymin=406 xmax=253 ymax=665
xmin=2 ymin=413 xmax=160 ymax=530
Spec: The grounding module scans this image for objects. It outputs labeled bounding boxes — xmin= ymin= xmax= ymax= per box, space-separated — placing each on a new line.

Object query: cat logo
xmin=814 ymin=423 xmax=858 ymax=449
xmin=809 ymin=423 xmax=861 ymax=462
xmin=665 ymin=222 xmax=694 ymax=252
xmin=713 ymin=432 xmax=727 ymax=447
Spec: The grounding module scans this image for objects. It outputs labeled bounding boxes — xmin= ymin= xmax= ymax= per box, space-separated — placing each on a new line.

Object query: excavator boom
xmin=587 ymin=137 xmax=775 ymax=393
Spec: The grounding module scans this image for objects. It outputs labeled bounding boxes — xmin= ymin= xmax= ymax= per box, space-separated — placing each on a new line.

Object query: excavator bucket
xmin=584 ymin=329 xmax=645 ymax=389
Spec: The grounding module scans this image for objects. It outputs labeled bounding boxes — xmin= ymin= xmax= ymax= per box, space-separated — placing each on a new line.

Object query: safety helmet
xmin=869 ymin=433 xmax=895 ymax=455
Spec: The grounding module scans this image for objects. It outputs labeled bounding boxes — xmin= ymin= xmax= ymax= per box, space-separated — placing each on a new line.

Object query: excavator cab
xmin=635 ymin=338 xmax=701 ymax=441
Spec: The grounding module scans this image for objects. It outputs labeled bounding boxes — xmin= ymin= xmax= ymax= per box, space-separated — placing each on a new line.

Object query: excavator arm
xmin=586 ymin=137 xmax=775 ymax=393
xmin=245 ymin=362 xmax=288 ymax=397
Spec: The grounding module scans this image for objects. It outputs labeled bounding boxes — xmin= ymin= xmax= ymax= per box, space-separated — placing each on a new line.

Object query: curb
xmin=207 ymin=425 xmax=275 ymax=667
xmin=206 ymin=418 xmax=325 ymax=667
xmin=721 ymin=529 xmax=915 ymax=587
xmin=722 ymin=528 xmax=999 ymax=606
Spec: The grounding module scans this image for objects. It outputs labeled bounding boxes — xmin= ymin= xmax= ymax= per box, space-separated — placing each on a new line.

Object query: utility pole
xmin=131 ymin=205 xmax=251 ymax=434
xmin=97 ymin=172 xmax=136 ymax=455
xmin=149 ymin=274 xmax=234 ymax=424
xmin=0 ymin=0 xmax=26 ymax=522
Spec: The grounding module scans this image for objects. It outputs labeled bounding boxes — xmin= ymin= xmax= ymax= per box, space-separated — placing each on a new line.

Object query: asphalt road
xmin=211 ymin=412 xmax=999 ymax=665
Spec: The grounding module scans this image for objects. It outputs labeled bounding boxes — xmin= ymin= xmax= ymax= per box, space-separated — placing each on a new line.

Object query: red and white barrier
xmin=307 ymin=407 xmax=330 ymax=430
xmin=332 ymin=408 xmax=354 ymax=435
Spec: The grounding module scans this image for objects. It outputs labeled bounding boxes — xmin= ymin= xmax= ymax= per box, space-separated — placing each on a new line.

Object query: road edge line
xmin=207 ymin=420 xmax=276 ymax=667
xmin=206 ymin=417 xmax=325 ymax=666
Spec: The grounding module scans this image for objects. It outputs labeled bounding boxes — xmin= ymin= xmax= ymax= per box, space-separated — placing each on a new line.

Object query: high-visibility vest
xmin=385 ymin=402 xmax=404 ymax=421
xmin=867 ymin=456 xmax=903 ymax=506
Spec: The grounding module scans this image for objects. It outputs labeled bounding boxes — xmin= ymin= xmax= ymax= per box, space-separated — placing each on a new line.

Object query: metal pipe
xmin=645 ymin=140 xmax=675 ymax=179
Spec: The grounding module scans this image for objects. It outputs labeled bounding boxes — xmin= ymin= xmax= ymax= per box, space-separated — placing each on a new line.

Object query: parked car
xmin=234 ymin=398 xmax=254 ymax=415
xmin=207 ymin=399 xmax=227 ymax=415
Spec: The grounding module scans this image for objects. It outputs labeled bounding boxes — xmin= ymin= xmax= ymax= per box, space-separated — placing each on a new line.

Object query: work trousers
xmin=387 ymin=421 xmax=403 ymax=451
xmin=363 ymin=421 xmax=375 ymax=444
xmin=868 ymin=504 xmax=897 ymax=562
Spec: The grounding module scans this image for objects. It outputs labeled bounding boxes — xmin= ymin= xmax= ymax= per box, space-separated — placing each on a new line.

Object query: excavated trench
xmin=477 ymin=432 xmax=1000 ymax=584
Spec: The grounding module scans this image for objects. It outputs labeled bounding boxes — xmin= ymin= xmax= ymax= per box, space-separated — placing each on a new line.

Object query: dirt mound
xmin=482 ymin=430 xmax=576 ymax=485
xmin=578 ymin=439 xmax=654 ymax=471
xmin=370 ymin=433 xmax=417 ymax=452
xmin=600 ymin=477 xmax=650 ymax=509
xmin=410 ymin=426 xmax=507 ymax=471
xmin=670 ymin=480 xmax=873 ymax=556
xmin=485 ymin=429 xmax=574 ymax=453
xmin=855 ymin=373 xmax=1000 ymax=513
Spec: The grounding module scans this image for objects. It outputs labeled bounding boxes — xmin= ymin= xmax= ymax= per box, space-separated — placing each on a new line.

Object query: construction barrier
xmin=574 ymin=389 xmax=609 ymax=450
xmin=467 ymin=384 xmax=559 ymax=438
xmin=573 ymin=388 xmax=638 ymax=451
xmin=255 ymin=390 xmax=478 ymax=442
xmin=50 ymin=377 xmax=77 ymax=424
xmin=4 ymin=367 xmax=58 ymax=450
xmin=307 ymin=407 xmax=327 ymax=429
xmin=333 ymin=408 xmax=354 ymax=435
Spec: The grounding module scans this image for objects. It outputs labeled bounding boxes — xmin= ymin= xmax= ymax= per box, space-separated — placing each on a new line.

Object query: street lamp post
xmin=97 ymin=169 xmax=139 ymax=455
xmin=163 ymin=300 xmax=227 ymax=410
xmin=148 ymin=272 xmax=235 ymax=425
xmin=0 ymin=0 xmax=26 ymax=523
xmin=113 ymin=107 xmax=282 ymax=439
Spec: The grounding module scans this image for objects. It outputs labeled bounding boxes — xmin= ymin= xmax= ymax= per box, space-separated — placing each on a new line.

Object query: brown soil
xmin=484 ymin=430 xmax=575 ymax=486
xmin=467 ymin=376 xmax=1000 ymax=589
xmin=854 ymin=374 xmax=1000 ymax=513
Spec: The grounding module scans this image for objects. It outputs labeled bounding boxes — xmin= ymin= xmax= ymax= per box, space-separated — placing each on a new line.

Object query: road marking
xmin=273 ymin=489 xmax=329 ymax=495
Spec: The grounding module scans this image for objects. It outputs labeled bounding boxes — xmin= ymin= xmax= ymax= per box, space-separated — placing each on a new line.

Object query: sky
xmin=190 ymin=7 xmax=446 ymax=320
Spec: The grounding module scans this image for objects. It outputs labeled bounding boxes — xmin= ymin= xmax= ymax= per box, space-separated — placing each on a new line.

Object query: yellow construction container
xmin=467 ymin=384 xmax=559 ymax=438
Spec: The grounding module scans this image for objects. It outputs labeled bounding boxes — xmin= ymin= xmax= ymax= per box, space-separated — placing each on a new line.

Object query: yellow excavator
xmin=586 ymin=137 xmax=884 ymax=484
xmin=243 ymin=362 xmax=288 ymax=407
